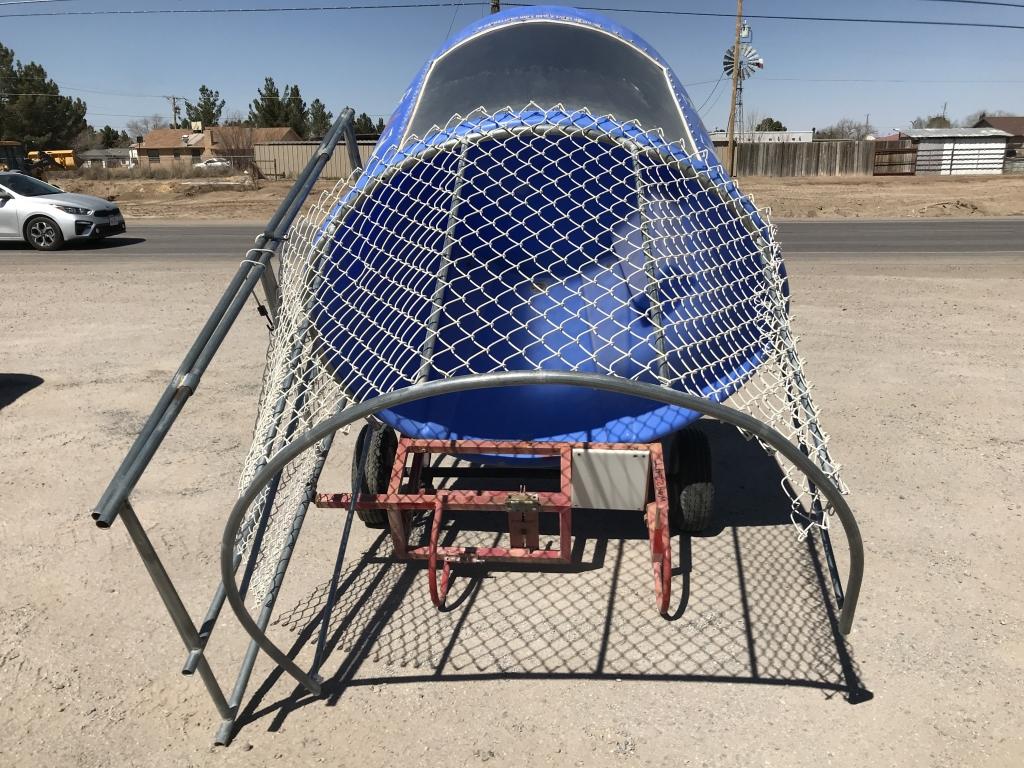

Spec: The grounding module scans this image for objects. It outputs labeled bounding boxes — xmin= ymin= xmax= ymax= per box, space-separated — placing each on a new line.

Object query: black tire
xmin=667 ymin=427 xmax=715 ymax=533
xmin=24 ymin=216 xmax=64 ymax=251
xmin=351 ymin=423 xmax=398 ymax=528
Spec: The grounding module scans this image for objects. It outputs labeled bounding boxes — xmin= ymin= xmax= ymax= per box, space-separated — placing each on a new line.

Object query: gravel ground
xmin=0 ymin=238 xmax=1022 ymax=766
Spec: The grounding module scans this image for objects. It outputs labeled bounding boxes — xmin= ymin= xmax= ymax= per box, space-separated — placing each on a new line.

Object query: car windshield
xmin=0 ymin=172 xmax=62 ymax=197
xmin=407 ymin=21 xmax=692 ymax=148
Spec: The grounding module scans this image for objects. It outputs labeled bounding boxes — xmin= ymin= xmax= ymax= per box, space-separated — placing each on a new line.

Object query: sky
xmin=2 ymin=0 xmax=1022 ymax=136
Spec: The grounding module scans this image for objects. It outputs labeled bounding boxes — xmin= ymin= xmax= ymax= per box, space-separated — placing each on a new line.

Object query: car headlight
xmin=55 ymin=205 xmax=92 ymax=215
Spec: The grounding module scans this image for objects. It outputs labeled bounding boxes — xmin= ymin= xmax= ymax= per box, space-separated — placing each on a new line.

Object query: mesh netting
xmin=235 ymin=107 xmax=846 ymax=607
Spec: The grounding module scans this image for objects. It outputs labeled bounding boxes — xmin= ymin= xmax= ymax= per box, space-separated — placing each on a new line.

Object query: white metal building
xmin=900 ymin=127 xmax=1011 ymax=175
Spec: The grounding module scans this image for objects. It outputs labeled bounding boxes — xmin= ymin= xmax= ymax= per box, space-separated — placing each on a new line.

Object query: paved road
xmin=1 ymin=218 xmax=1022 ymax=263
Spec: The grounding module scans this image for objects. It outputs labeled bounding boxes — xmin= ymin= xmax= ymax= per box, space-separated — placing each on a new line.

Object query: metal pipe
xmin=118 ymin=500 xmax=233 ymax=720
xmin=417 ymin=143 xmax=467 ymax=382
xmin=183 ymin=350 xmax=318 ymax=674
xmin=182 ymin=554 xmax=238 ymax=676
xmin=343 ymin=121 xmax=364 ymax=173
xmin=95 ymin=257 xmax=271 ymax=527
xmin=213 ymin=434 xmax=331 ymax=746
xmin=631 ymin=145 xmax=669 ymax=383
xmin=93 ymin=262 xmax=253 ymax=520
xmin=221 ymin=371 xmax=865 ymax=696
xmin=93 ymin=108 xmax=356 ymax=529
xmin=310 ymin=432 xmax=368 ymax=676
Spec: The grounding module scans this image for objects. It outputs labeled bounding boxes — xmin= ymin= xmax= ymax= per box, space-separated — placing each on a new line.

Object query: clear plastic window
xmin=408 ymin=22 xmax=691 ymax=148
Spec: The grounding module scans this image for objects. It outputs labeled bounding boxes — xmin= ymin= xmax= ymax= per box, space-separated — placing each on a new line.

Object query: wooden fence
xmin=872 ymin=140 xmax=917 ymax=176
xmin=253 ymin=139 xmax=378 ymax=180
xmin=730 ymin=140 xmax=875 ymax=177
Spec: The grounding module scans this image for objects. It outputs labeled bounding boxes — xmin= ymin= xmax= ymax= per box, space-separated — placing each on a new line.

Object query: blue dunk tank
xmin=302 ymin=6 xmax=796 ymax=611
xmin=310 ymin=6 xmax=785 ymax=446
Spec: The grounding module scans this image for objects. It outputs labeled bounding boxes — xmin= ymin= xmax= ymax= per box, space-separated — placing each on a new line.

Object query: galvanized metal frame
xmin=92 ymin=108 xmax=361 ymax=745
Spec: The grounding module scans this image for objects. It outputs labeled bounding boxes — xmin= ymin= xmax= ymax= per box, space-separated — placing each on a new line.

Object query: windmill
xmin=723 ymin=23 xmax=764 ymax=144
xmin=724 ymin=16 xmax=764 ymax=173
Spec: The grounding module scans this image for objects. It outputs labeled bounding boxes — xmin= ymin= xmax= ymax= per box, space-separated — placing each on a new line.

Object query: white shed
xmin=901 ymin=127 xmax=1011 ymax=175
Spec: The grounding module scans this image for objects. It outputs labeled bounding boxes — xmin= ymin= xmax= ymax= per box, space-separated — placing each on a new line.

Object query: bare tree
xmin=214 ymin=123 xmax=254 ymax=170
xmin=963 ymin=108 xmax=1013 ymax=127
xmin=125 ymin=113 xmax=168 ymax=141
xmin=815 ymin=118 xmax=875 ymax=140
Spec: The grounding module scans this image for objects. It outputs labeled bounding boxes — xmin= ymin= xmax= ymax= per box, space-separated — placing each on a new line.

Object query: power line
xmin=507 ymin=3 xmax=1024 ymax=30
xmin=762 ymin=77 xmax=1024 ymax=84
xmin=1 ymin=2 xmax=1023 ymax=29
xmin=0 ymin=2 xmax=482 ymax=19
xmin=914 ymin=0 xmax=1024 ymax=8
xmin=0 ymin=0 xmax=78 ymax=5
xmin=695 ymin=71 xmax=726 ymax=114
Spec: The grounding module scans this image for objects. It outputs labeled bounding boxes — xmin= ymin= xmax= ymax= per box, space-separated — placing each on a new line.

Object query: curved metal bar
xmin=221 ymin=371 xmax=864 ymax=695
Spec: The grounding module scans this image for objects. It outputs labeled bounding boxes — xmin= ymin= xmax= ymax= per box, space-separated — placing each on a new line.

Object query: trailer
xmin=93 ymin=6 xmax=864 ymax=746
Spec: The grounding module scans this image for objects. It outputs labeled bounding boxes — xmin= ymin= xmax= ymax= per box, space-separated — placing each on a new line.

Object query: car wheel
xmin=24 ymin=216 xmax=64 ymax=251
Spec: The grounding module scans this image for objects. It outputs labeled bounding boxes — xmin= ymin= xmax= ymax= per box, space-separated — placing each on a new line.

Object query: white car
xmin=194 ymin=157 xmax=232 ymax=170
xmin=0 ymin=171 xmax=125 ymax=251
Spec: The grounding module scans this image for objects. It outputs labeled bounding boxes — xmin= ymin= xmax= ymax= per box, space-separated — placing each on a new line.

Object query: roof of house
xmin=223 ymin=126 xmax=299 ymax=143
xmin=139 ymin=128 xmax=206 ymax=150
xmin=140 ymin=126 xmax=301 ymax=151
xmin=900 ymin=127 xmax=1011 ymax=140
xmin=973 ymin=116 xmax=1024 ymax=137
xmin=80 ymin=148 xmax=132 ymax=159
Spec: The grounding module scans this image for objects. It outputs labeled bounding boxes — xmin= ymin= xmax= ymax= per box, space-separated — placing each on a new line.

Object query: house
xmin=79 ymin=148 xmax=134 ymax=169
xmin=899 ymin=127 xmax=1011 ymax=175
xmin=136 ymin=127 xmax=205 ymax=167
xmin=971 ymin=116 xmax=1024 ymax=170
xmin=136 ymin=126 xmax=300 ymax=168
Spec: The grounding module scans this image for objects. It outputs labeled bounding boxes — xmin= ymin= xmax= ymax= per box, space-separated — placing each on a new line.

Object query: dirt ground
xmin=1 ymin=240 xmax=1023 ymax=767
xmin=54 ymin=173 xmax=1024 ymax=221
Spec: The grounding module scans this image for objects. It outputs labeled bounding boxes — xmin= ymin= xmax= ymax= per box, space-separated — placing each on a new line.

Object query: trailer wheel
xmin=667 ymin=427 xmax=714 ymax=533
xmin=351 ymin=423 xmax=397 ymax=528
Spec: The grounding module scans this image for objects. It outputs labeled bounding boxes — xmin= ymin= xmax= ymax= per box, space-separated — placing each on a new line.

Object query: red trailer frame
xmin=316 ymin=437 xmax=674 ymax=613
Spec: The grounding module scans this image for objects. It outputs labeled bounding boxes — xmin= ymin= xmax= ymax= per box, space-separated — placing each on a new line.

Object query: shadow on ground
xmin=0 ymin=373 xmax=43 ymax=410
xmin=237 ymin=422 xmax=872 ymax=736
xmin=0 ymin=236 xmax=144 ymax=251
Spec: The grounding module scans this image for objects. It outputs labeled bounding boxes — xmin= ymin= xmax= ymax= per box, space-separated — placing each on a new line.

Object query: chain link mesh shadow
xmin=234 ymin=422 xmax=871 ymax=735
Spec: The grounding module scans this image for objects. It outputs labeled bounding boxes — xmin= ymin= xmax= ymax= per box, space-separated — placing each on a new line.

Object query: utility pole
xmin=166 ymin=95 xmax=182 ymax=129
xmin=490 ymin=0 xmax=500 ymax=13
xmin=725 ymin=0 xmax=743 ymax=175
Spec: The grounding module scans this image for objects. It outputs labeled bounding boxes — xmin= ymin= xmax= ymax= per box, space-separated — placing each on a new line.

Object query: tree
xmin=910 ymin=113 xmax=952 ymax=129
xmin=248 ymin=77 xmax=286 ymax=127
xmin=125 ymin=113 xmax=168 ymax=141
xmin=0 ymin=43 xmax=87 ymax=148
xmin=754 ymin=116 xmax=786 ymax=132
xmin=216 ymin=123 xmax=255 ymax=170
xmin=307 ymin=98 xmax=333 ymax=139
xmin=98 ymin=125 xmax=129 ymax=148
xmin=184 ymin=85 xmax=225 ymax=127
xmin=283 ymin=84 xmax=308 ymax=138
xmin=353 ymin=111 xmax=382 ymax=136
xmin=962 ymin=108 xmax=1012 ymax=128
xmin=815 ymin=118 xmax=875 ymax=141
